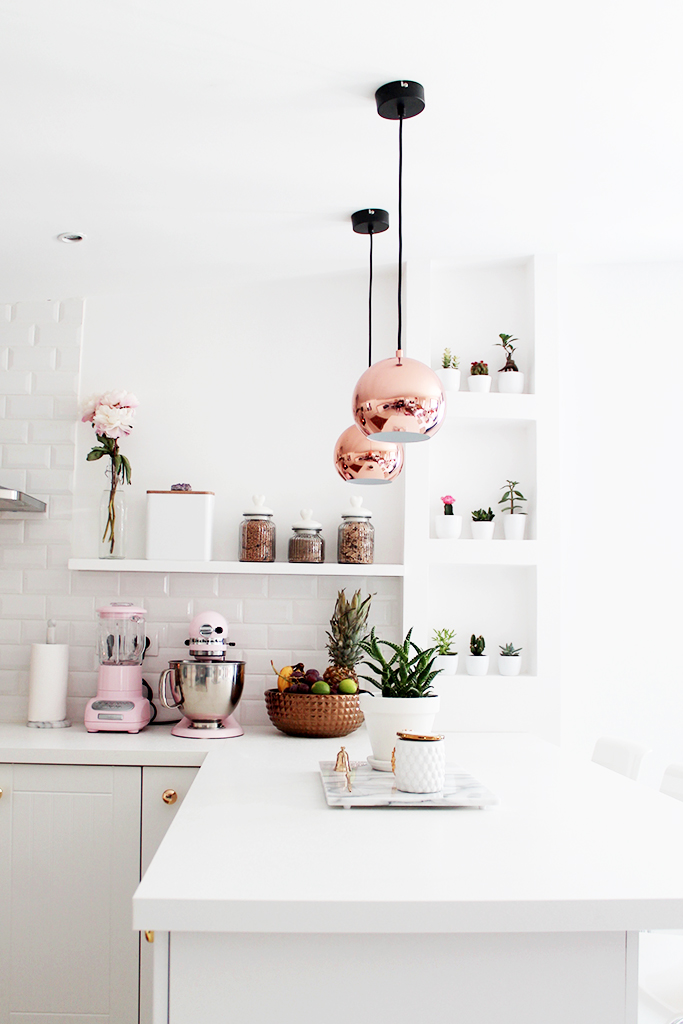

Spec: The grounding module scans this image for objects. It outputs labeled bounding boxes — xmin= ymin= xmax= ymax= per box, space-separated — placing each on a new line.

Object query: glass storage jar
xmin=288 ymin=509 xmax=325 ymax=563
xmin=239 ymin=495 xmax=276 ymax=562
xmin=337 ymin=496 xmax=374 ymax=564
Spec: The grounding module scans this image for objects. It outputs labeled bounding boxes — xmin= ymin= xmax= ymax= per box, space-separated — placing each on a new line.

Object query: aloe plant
xmin=471 ymin=507 xmax=495 ymax=521
xmin=442 ymin=347 xmax=460 ymax=369
xmin=359 ymin=627 xmax=439 ymax=698
xmin=470 ymin=634 xmax=486 ymax=656
xmin=432 ymin=628 xmax=457 ymax=656
xmin=499 ymin=642 xmax=522 ymax=656
xmin=498 ymin=480 xmax=527 ymax=515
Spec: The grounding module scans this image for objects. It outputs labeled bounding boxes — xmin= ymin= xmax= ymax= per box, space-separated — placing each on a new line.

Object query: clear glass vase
xmin=99 ymin=481 xmax=127 ymax=559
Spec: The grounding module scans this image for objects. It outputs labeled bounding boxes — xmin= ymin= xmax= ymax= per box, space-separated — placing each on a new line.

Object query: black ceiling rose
xmin=351 ymin=209 xmax=390 ymax=235
xmin=374 ymin=81 xmax=425 ymax=120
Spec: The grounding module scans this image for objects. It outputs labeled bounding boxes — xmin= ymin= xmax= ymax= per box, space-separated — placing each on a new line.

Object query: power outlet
xmin=146 ymin=631 xmax=160 ymax=658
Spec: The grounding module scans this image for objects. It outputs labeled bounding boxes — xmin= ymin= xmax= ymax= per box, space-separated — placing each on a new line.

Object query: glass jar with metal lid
xmin=288 ymin=509 xmax=325 ymax=563
xmin=337 ymin=496 xmax=374 ymax=564
xmin=239 ymin=495 xmax=276 ymax=562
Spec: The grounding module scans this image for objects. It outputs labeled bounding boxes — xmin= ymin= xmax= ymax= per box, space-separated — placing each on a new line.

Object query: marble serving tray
xmin=319 ymin=761 xmax=499 ymax=809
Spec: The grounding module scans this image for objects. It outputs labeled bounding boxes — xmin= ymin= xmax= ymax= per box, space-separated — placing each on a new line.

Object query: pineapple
xmin=323 ymin=589 xmax=372 ymax=686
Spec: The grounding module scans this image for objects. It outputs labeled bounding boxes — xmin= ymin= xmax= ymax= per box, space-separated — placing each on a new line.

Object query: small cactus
xmin=471 ymin=361 xmax=489 ymax=376
xmin=499 ymin=642 xmax=522 ymax=656
xmin=471 ymin=507 xmax=495 ymax=521
xmin=441 ymin=348 xmax=460 ymax=370
xmin=470 ymin=634 xmax=486 ymax=656
xmin=441 ymin=494 xmax=455 ymax=515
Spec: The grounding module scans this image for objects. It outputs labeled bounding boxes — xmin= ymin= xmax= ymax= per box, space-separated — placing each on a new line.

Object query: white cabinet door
xmin=0 ymin=763 xmax=141 ymax=1024
xmin=139 ymin=766 xmax=198 ymax=1024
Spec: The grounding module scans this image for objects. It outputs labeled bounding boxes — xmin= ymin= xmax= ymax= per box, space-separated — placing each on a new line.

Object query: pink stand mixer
xmin=159 ymin=611 xmax=244 ymax=739
xmin=85 ymin=603 xmax=152 ymax=733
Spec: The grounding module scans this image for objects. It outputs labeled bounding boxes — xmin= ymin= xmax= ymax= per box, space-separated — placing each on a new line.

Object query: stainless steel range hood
xmin=0 ymin=487 xmax=47 ymax=513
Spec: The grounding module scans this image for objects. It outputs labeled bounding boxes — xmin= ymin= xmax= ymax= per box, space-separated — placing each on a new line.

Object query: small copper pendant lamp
xmin=334 ymin=209 xmax=404 ymax=484
xmin=353 ymin=81 xmax=445 ymax=443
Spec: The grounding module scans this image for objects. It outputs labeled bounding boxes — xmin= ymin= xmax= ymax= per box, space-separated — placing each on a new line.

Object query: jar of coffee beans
xmin=337 ymin=496 xmax=374 ymax=563
xmin=288 ymin=509 xmax=325 ymax=563
xmin=239 ymin=495 xmax=276 ymax=562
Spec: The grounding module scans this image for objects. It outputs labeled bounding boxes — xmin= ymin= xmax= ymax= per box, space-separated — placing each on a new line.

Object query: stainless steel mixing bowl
xmin=159 ymin=660 xmax=244 ymax=725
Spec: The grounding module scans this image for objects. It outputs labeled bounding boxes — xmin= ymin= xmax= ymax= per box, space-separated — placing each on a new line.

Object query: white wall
xmin=559 ymin=261 xmax=683 ymax=786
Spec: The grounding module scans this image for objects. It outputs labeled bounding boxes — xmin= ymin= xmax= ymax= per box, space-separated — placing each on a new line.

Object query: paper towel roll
xmin=27 ymin=644 xmax=71 ymax=727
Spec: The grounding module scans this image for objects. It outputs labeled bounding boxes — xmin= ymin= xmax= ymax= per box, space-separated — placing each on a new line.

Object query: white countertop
xmin=3 ymin=723 xmax=683 ymax=935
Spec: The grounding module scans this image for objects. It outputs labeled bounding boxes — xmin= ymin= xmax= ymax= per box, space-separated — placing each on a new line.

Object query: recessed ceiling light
xmin=57 ymin=232 xmax=85 ymax=243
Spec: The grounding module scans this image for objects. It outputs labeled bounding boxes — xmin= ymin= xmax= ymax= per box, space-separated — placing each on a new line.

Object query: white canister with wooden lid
xmin=146 ymin=488 xmax=215 ymax=560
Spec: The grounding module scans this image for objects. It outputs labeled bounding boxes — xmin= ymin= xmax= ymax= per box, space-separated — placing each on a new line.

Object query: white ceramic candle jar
xmin=392 ymin=732 xmax=446 ymax=793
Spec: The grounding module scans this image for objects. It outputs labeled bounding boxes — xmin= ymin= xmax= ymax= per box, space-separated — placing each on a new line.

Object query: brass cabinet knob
xmin=162 ymin=789 xmax=178 ymax=805
xmin=144 ymin=930 xmax=154 ymax=943
xmin=0 ymin=788 xmax=3 ymax=799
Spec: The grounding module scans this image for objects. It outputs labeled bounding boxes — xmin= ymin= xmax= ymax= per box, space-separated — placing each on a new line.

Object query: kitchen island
xmin=133 ymin=729 xmax=683 ymax=1024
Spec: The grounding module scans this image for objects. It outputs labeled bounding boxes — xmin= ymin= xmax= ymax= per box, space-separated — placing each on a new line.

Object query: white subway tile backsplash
xmin=55 ymin=347 xmax=81 ymax=372
xmin=3 ymin=444 xmax=51 ymax=469
xmin=22 ymin=618 xmax=68 ymax=644
xmin=248 ymin=650 xmax=291 ymax=676
xmin=1 ymin=594 xmax=47 ymax=619
xmin=0 ymin=570 xmax=23 ymax=593
xmin=33 ymin=372 xmax=78 ymax=395
xmin=25 ymin=519 xmax=71 ymax=543
xmin=168 ymin=573 xmax=219 ymax=598
xmin=53 ymin=396 xmax=79 ymax=420
xmin=292 ymin=602 xmax=331 ymax=625
xmin=9 ymin=347 xmax=56 ymax=371
xmin=0 ymin=371 xmax=31 ymax=396
xmin=69 ymin=621 xmax=98 ymax=646
xmin=196 ymin=598 xmax=242 ymax=622
xmin=317 ymin=576 xmax=369 ymax=599
xmin=23 ymin=569 xmax=72 ymax=594
xmin=26 ymin=469 xmax=73 ymax=494
xmin=70 ymin=570 xmax=120 ymax=595
xmin=68 ymin=671 xmax=98 ymax=697
xmin=0 ymin=323 xmax=33 ymax=345
xmin=230 ymin=624 xmax=268 ymax=649
xmin=34 ymin=324 xmax=82 ymax=346
xmin=0 ymin=421 xmax=29 ymax=442
xmin=120 ymin=572 xmax=166 ymax=596
xmin=29 ymin=420 xmax=76 ymax=443
xmin=244 ymin=599 xmax=291 ymax=624
xmin=12 ymin=300 xmax=59 ymax=324
xmin=268 ymin=575 xmax=318 ymax=599
xmin=6 ymin=395 xmax=54 ymax=419
xmin=46 ymin=595 xmax=95 ymax=620
xmin=47 ymin=544 xmax=71 ymax=567
xmin=2 ymin=546 xmax=48 ymax=568
xmin=0 ymin=521 xmax=25 ymax=544
xmin=0 ymin=348 xmax=6 ymax=371
xmin=0 ymin=620 xmax=21 ymax=642
xmin=0 ymin=645 xmax=30 ymax=669
xmin=0 ymin=669 xmax=25 ymax=694
xmin=242 ymin=674 xmax=268 ymax=699
xmin=144 ymin=597 xmax=193 ymax=621
xmin=68 ymin=646 xmax=98 ymax=672
xmin=51 ymin=446 xmax=75 ymax=470
xmin=267 ymin=624 xmax=317 ymax=649
xmin=218 ymin=575 xmax=268 ymax=598
xmin=58 ymin=298 xmax=85 ymax=326
xmin=0 ymin=469 xmax=27 ymax=490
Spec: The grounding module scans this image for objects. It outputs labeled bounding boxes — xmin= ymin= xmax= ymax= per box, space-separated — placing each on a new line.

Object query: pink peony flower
xmin=93 ymin=403 xmax=136 ymax=439
xmin=80 ymin=393 xmax=101 ymax=422
xmin=101 ymin=389 xmax=139 ymax=409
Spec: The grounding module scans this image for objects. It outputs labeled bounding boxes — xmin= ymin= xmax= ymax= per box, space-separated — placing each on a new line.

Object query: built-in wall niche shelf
xmin=67 ymin=559 xmax=405 ymax=577
xmin=443 ymin=392 xmax=537 ymax=421
xmin=426 ymin=540 xmax=540 ymax=565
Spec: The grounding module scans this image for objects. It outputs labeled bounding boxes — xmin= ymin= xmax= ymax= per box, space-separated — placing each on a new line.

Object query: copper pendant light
xmin=353 ymin=81 xmax=445 ymax=443
xmin=334 ymin=209 xmax=404 ymax=485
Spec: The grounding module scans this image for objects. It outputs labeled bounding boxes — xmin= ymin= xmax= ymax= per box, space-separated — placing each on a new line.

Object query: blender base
xmin=171 ymin=714 xmax=244 ymax=739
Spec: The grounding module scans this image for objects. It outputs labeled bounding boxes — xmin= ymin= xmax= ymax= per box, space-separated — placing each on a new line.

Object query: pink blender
xmin=84 ymin=603 xmax=151 ymax=733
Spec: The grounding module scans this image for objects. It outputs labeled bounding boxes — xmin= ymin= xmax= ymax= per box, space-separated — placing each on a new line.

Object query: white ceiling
xmin=1 ymin=0 xmax=682 ymax=297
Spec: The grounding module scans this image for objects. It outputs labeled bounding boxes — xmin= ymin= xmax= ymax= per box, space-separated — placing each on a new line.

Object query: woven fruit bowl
xmin=264 ymin=688 xmax=364 ymax=738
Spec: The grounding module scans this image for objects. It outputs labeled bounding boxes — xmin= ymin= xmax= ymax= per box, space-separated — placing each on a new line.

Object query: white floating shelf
xmin=443 ymin=392 xmax=537 ymax=420
xmin=67 ymin=559 xmax=405 ymax=577
xmin=426 ymin=540 xmax=540 ymax=565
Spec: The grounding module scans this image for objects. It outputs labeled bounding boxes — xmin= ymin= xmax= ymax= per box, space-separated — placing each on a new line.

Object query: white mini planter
xmin=471 ymin=520 xmax=495 ymax=540
xmin=466 ymin=655 xmax=489 ymax=676
xmin=358 ymin=692 xmax=440 ymax=765
xmin=393 ymin=735 xmax=446 ymax=793
xmin=497 ymin=371 xmax=525 ymax=394
xmin=498 ymin=654 xmax=522 ymax=676
xmin=434 ymin=653 xmax=458 ymax=676
xmin=468 ymin=375 xmax=491 ymax=393
xmin=438 ymin=368 xmax=461 ymax=392
xmin=435 ymin=515 xmax=462 ymax=540
xmin=502 ymin=513 xmax=526 ymax=540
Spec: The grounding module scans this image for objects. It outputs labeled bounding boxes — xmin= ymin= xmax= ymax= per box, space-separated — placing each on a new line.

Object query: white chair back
xmin=591 ymin=736 xmax=650 ymax=780
xmin=660 ymin=765 xmax=683 ymax=802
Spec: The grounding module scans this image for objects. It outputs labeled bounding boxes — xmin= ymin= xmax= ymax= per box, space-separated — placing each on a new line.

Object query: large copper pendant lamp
xmin=353 ymin=81 xmax=445 ymax=443
xmin=334 ymin=209 xmax=404 ymax=485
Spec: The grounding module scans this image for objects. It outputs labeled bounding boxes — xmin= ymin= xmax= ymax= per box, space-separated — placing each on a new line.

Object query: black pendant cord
xmin=397 ymin=112 xmax=404 ymax=353
xmin=368 ymin=228 xmax=374 ymax=367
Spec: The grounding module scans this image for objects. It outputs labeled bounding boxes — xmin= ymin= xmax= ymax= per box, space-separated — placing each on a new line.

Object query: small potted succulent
xmin=431 ymin=628 xmax=458 ymax=678
xmin=498 ymin=641 xmax=523 ymax=676
xmin=495 ymin=334 xmax=524 ymax=394
xmin=466 ymin=634 xmax=489 ymax=676
xmin=358 ymin=628 xmax=440 ymax=768
xmin=438 ymin=347 xmax=461 ymax=391
xmin=468 ymin=360 xmax=491 ymax=393
xmin=435 ymin=494 xmax=462 ymax=539
xmin=498 ymin=479 xmax=527 ymax=540
xmin=471 ymin=507 xmax=495 ymax=540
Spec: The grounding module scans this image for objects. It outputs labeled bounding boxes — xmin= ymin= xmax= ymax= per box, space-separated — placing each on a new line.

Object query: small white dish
xmin=367 ymin=754 xmax=394 ymax=772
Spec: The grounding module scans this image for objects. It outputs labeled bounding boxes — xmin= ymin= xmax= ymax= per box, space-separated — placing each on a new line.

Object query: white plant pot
xmin=393 ymin=735 xmax=446 ymax=793
xmin=358 ymin=692 xmax=440 ymax=765
xmin=468 ymin=375 xmax=491 ymax=393
xmin=497 ymin=371 xmax=525 ymax=394
xmin=502 ymin=513 xmax=526 ymax=540
xmin=435 ymin=515 xmax=462 ymax=540
xmin=466 ymin=655 xmax=489 ymax=676
xmin=434 ymin=653 xmax=458 ymax=676
xmin=471 ymin=520 xmax=495 ymax=540
xmin=438 ymin=368 xmax=461 ymax=392
xmin=498 ymin=654 xmax=522 ymax=676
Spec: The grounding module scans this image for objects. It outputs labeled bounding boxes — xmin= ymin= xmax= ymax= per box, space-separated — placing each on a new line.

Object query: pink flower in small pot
xmin=441 ymin=495 xmax=455 ymax=515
